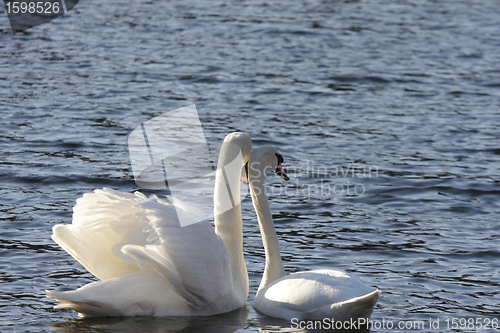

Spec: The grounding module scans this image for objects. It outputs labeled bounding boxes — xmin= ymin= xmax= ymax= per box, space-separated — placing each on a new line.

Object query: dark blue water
xmin=1 ymin=0 xmax=499 ymax=332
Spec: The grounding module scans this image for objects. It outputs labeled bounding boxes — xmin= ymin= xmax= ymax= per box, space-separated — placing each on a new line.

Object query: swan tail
xmin=46 ymin=269 xmax=189 ymax=317
xmin=344 ymin=288 xmax=381 ymax=306
xmin=307 ymin=289 xmax=381 ymax=321
xmin=45 ymin=290 xmax=105 ymax=317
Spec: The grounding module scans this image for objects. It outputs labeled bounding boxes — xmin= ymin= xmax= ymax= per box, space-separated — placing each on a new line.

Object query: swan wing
xmin=121 ymin=244 xmax=202 ymax=308
xmin=51 ymin=188 xmax=149 ymax=281
xmin=124 ymin=197 xmax=236 ymax=311
xmin=49 ymin=191 xmax=237 ymax=315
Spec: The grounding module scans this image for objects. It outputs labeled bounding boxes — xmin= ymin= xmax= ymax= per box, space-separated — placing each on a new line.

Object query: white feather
xmin=46 ymin=132 xmax=252 ymax=317
xmin=248 ymin=146 xmax=380 ymax=321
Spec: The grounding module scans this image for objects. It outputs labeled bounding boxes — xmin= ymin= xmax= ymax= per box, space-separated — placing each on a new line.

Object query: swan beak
xmin=240 ymin=163 xmax=249 ymax=185
xmin=276 ymin=165 xmax=289 ymax=181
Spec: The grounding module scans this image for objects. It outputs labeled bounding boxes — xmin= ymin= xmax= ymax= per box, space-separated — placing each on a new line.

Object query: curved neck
xmin=213 ymin=144 xmax=248 ymax=299
xmin=249 ymin=167 xmax=285 ymax=295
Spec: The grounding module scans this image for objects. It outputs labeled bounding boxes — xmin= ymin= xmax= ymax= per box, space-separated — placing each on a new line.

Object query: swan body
xmin=46 ymin=132 xmax=252 ymax=317
xmin=253 ymin=270 xmax=380 ymax=321
xmin=248 ymin=146 xmax=380 ymax=321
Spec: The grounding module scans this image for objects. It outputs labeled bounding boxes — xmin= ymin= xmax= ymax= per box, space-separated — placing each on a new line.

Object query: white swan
xmin=247 ymin=146 xmax=380 ymax=321
xmin=46 ymin=132 xmax=252 ymax=317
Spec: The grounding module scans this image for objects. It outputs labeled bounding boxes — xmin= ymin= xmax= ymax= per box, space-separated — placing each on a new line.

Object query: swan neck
xmin=213 ymin=143 xmax=248 ymax=300
xmin=250 ymin=171 xmax=285 ymax=294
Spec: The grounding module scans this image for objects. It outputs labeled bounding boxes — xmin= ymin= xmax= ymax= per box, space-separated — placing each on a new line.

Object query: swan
xmin=46 ymin=132 xmax=252 ymax=317
xmin=247 ymin=146 xmax=380 ymax=321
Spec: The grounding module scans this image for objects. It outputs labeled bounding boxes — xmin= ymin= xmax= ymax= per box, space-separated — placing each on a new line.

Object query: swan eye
xmin=275 ymin=153 xmax=289 ymax=181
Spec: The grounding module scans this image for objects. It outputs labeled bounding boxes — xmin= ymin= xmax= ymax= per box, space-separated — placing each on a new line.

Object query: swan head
xmin=247 ymin=146 xmax=289 ymax=182
xmin=222 ymin=132 xmax=252 ymax=164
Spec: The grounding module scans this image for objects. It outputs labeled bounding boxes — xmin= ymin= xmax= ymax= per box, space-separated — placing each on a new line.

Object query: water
xmin=1 ymin=0 xmax=499 ymax=331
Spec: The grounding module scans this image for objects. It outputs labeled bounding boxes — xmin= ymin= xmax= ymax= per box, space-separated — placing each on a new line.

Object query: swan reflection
xmin=50 ymin=306 xmax=249 ymax=333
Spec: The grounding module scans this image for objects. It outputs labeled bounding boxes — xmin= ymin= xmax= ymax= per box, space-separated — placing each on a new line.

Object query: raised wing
xmin=52 ymin=188 xmax=149 ymax=280
xmin=52 ymin=188 xmax=236 ymax=310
